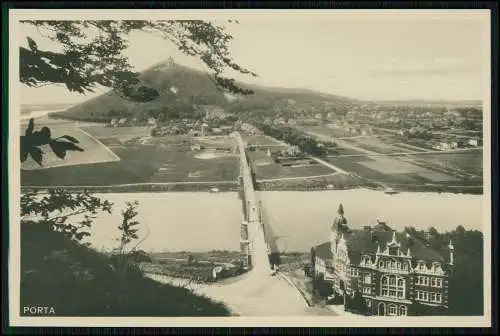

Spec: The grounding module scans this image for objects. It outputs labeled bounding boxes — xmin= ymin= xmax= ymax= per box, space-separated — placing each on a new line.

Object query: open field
xmin=297 ymin=125 xmax=353 ymax=138
xmin=247 ymin=149 xmax=334 ymax=180
xmin=21 ymin=126 xmax=120 ymax=171
xmin=327 ymin=149 xmax=482 ymax=187
xmin=256 ymin=173 xmax=363 ymax=191
xmin=405 ymin=151 xmax=483 ymax=178
xmin=344 ymin=136 xmax=416 ymax=154
xmin=243 ymin=135 xmax=286 ymax=147
xmin=22 ymin=126 xmax=239 ymax=187
xmin=80 ymin=125 xmax=152 ymax=142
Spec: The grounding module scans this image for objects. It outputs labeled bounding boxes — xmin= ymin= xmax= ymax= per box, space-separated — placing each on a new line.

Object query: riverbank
xmin=21 ymin=180 xmax=483 ymax=195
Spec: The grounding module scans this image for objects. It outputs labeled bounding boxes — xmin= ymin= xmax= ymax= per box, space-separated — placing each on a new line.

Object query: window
xmin=399 ymin=305 xmax=407 ymax=316
xmin=402 ymin=263 xmax=408 ymax=271
xmin=436 ymin=278 xmax=443 ymax=288
xmin=435 ymin=293 xmax=442 ymax=303
xmin=431 ymin=277 xmax=436 ymax=287
xmin=388 ymin=304 xmax=397 ymax=316
xmin=366 ymin=299 xmax=372 ymax=307
xmin=419 ymin=262 xmax=426 ymax=270
xmin=364 ymin=274 xmax=372 ymax=284
xmin=423 ymin=291 xmax=429 ymax=301
xmin=381 ymin=275 xmax=406 ymax=299
xmin=379 ymin=261 xmax=383 ymax=268
xmin=430 ymin=292 xmax=436 ymax=302
xmin=363 ymin=287 xmax=371 ymax=294
xmin=391 ymin=260 xmax=396 ymax=269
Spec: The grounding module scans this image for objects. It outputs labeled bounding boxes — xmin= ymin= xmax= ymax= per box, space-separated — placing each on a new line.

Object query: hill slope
xmin=51 ymin=58 xmax=359 ymax=122
xmin=21 ymin=222 xmax=232 ymax=316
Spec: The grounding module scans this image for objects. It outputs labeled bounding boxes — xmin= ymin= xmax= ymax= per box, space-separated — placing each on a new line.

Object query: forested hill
xmin=51 ymin=58 xmax=360 ymax=122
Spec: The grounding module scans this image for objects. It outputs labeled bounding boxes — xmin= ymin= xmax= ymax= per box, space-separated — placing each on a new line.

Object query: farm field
xmin=327 ymin=154 xmax=469 ymax=185
xmin=21 ymin=125 xmax=120 ymax=171
xmin=21 ymin=126 xmax=240 ymax=187
xmin=344 ymin=136 xmax=416 ymax=154
xmin=405 ymin=150 xmax=483 ymax=179
xmin=247 ymin=149 xmax=334 ymax=180
xmin=243 ymin=134 xmax=286 ymax=147
xmin=297 ymin=125 xmax=353 ymax=138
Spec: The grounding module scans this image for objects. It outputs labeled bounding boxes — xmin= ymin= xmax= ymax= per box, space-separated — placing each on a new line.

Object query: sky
xmin=16 ymin=10 xmax=489 ymax=105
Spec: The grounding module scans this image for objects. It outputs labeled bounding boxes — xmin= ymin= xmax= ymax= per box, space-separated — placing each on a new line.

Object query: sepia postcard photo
xmin=7 ymin=8 xmax=492 ymax=328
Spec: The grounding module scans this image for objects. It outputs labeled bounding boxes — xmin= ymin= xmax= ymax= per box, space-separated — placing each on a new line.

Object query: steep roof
xmin=345 ymin=228 xmax=445 ymax=264
xmin=313 ymin=224 xmax=445 ymax=265
xmin=312 ymin=241 xmax=332 ymax=260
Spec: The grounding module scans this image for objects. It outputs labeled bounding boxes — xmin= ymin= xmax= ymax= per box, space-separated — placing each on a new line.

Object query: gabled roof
xmin=313 ymin=225 xmax=445 ymax=265
xmin=312 ymin=241 xmax=332 ymax=260
xmin=345 ymin=228 xmax=445 ymax=264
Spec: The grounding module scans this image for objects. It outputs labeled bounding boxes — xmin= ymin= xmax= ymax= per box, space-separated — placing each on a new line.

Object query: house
xmin=200 ymin=105 xmax=226 ymax=120
xmin=468 ymin=138 xmax=479 ymax=146
xmin=147 ymin=118 xmax=157 ymax=126
xmin=118 ymin=118 xmax=128 ymax=126
xmin=438 ymin=142 xmax=451 ymax=151
xmin=211 ymin=128 xmax=223 ymax=135
xmin=311 ymin=204 xmax=453 ymax=316
xmin=110 ymin=118 xmax=118 ymax=127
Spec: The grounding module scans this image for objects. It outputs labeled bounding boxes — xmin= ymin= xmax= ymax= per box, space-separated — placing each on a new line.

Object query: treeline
xmin=253 ymin=123 xmax=335 ymax=157
xmin=404 ymin=225 xmax=484 ymax=316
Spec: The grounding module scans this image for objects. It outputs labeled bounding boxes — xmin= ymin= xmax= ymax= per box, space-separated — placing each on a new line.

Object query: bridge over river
xmin=147 ymin=132 xmax=336 ymax=316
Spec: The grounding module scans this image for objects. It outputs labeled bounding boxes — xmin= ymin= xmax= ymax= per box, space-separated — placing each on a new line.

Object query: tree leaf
xmin=39 ymin=126 xmax=51 ymax=141
xmin=49 ymin=140 xmax=67 ymax=159
xmin=26 ymin=37 xmax=38 ymax=52
xmin=29 ymin=147 xmax=43 ymax=166
xmin=59 ymin=135 xmax=80 ymax=143
xmin=25 ymin=118 xmax=34 ymax=136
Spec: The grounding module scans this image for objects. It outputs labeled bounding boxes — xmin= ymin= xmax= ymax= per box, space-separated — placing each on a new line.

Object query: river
xmin=84 ymin=189 xmax=484 ymax=253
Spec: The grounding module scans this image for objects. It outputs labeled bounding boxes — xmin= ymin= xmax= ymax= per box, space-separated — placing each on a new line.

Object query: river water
xmin=85 ymin=189 xmax=484 ymax=253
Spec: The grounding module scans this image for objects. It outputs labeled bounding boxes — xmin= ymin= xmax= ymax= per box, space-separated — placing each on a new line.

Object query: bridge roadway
xmin=148 ymin=132 xmax=336 ymax=316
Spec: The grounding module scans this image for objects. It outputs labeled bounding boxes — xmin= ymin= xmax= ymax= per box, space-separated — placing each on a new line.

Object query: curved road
xmin=147 ymin=132 xmax=337 ymax=316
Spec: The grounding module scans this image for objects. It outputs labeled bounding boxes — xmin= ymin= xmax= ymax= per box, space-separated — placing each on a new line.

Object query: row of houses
xmin=432 ymin=138 xmax=481 ymax=151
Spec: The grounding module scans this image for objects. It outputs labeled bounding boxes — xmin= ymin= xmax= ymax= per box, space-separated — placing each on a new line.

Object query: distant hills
xmin=48 ymin=58 xmax=482 ymax=122
xmin=371 ymin=100 xmax=483 ymax=108
xmin=50 ymin=58 xmax=360 ymax=122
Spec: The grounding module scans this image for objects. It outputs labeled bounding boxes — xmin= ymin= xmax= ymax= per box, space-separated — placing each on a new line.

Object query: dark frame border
xmin=2 ymin=1 xmax=498 ymax=335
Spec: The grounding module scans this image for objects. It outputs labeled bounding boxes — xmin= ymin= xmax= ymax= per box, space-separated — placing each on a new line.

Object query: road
xmin=260 ymin=134 xmax=348 ymax=175
xmin=146 ymin=132 xmax=337 ymax=316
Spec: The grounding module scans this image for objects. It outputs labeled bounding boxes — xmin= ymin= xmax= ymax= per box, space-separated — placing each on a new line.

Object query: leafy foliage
xmin=21 ymin=223 xmax=231 ymax=316
xmin=404 ymin=225 xmax=484 ymax=316
xmin=254 ymin=122 xmax=336 ymax=157
xmin=114 ymin=200 xmax=141 ymax=255
xmin=21 ymin=118 xmax=84 ymax=166
xmin=20 ymin=20 xmax=256 ymax=97
xmin=21 ymin=188 xmax=113 ymax=243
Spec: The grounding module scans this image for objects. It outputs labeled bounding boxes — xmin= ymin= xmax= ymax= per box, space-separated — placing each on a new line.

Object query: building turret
xmin=448 ymin=240 xmax=454 ymax=265
xmin=331 ymin=203 xmax=348 ymax=255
